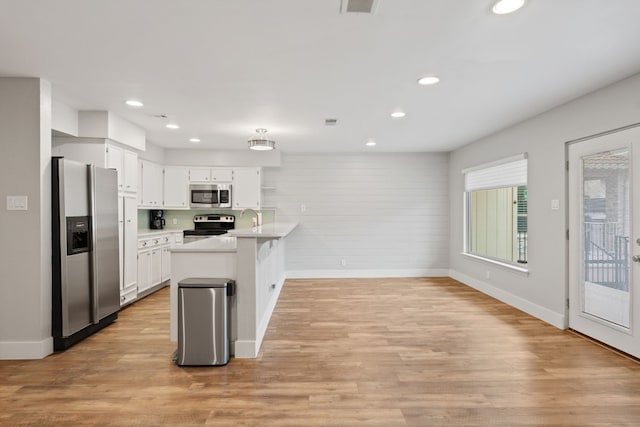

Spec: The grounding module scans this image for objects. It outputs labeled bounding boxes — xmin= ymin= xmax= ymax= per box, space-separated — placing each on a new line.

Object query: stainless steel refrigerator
xmin=52 ymin=157 xmax=120 ymax=350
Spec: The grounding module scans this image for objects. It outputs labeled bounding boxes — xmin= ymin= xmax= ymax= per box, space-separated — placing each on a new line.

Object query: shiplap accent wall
xmin=263 ymin=152 xmax=450 ymax=277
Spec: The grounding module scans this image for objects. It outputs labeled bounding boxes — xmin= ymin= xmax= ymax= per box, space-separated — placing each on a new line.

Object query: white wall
xmin=165 ymin=148 xmax=281 ymax=167
xmin=0 ymin=78 xmax=53 ymax=359
xmin=137 ymin=141 xmax=165 ymax=164
xmin=264 ymin=152 xmax=450 ymax=277
xmin=449 ymin=72 xmax=640 ymax=329
xmin=52 ymin=99 xmax=78 ymax=137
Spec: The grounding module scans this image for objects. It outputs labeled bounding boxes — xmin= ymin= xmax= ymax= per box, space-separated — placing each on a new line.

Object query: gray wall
xmin=0 ymin=78 xmax=52 ymax=358
xmin=449 ymin=72 xmax=640 ymax=328
xmin=263 ymin=152 xmax=450 ymax=277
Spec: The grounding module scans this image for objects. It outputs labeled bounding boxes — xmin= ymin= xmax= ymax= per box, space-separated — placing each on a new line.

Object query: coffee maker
xmin=150 ymin=210 xmax=165 ymax=229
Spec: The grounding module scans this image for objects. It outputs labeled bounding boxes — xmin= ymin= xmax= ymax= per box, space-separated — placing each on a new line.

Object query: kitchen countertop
xmin=226 ymin=221 xmax=298 ymax=238
xmin=138 ymin=229 xmax=185 ymax=238
xmin=169 ymin=236 xmax=237 ymax=253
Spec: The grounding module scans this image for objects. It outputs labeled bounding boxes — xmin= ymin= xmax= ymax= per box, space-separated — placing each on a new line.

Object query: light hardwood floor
xmin=2 ymin=277 xmax=640 ymax=426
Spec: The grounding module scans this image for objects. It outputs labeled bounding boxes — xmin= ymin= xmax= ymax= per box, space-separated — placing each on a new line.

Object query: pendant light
xmin=248 ymin=128 xmax=276 ymax=151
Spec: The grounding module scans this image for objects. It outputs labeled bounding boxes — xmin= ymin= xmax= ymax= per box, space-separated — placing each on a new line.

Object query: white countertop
xmin=226 ymin=221 xmax=298 ymax=238
xmin=169 ymin=236 xmax=237 ymax=253
xmin=138 ymin=229 xmax=185 ymax=238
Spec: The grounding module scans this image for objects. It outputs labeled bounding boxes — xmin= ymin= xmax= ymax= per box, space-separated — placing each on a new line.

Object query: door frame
xmin=565 ymin=122 xmax=640 ymax=357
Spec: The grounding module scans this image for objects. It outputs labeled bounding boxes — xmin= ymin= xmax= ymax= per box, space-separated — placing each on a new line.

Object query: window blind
xmin=464 ymin=155 xmax=527 ymax=192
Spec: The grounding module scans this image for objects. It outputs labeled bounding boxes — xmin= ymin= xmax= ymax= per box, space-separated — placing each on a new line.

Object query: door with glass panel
xmin=568 ymin=125 xmax=640 ymax=357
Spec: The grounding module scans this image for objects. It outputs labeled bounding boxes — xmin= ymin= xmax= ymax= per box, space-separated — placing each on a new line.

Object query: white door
xmin=123 ymin=194 xmax=138 ymax=290
xmin=569 ymin=125 xmax=640 ymax=357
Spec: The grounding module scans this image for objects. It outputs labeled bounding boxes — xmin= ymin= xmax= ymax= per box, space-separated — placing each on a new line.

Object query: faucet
xmin=240 ymin=208 xmax=262 ymax=227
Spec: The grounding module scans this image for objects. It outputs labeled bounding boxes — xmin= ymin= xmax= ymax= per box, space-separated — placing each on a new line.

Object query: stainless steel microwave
xmin=189 ymin=183 xmax=232 ymax=208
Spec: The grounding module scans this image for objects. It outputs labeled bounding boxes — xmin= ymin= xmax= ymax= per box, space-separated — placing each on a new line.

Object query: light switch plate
xmin=551 ymin=199 xmax=560 ymax=210
xmin=7 ymin=195 xmax=28 ymax=211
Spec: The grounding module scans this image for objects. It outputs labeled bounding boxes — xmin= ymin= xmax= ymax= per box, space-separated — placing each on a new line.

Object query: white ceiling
xmin=1 ymin=0 xmax=640 ymax=152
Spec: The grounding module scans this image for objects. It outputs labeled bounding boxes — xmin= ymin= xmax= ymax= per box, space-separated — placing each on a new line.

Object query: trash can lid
xmin=178 ymin=278 xmax=235 ymax=288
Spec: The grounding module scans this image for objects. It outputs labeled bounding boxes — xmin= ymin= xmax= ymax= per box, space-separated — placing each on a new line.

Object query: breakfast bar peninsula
xmin=169 ymin=222 xmax=298 ymax=358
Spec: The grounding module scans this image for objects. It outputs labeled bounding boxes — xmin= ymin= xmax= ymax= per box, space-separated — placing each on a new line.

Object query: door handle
xmin=633 ymin=255 xmax=640 ymax=263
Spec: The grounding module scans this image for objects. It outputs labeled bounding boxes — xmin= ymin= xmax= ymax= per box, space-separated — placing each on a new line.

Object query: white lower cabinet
xmin=137 ymin=247 xmax=152 ymax=294
xmin=137 ymin=231 xmax=182 ymax=296
xmin=161 ymin=245 xmax=171 ymax=282
xmin=150 ymin=246 xmax=162 ymax=286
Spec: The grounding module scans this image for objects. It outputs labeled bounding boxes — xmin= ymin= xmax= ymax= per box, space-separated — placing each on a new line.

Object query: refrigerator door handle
xmin=88 ymin=165 xmax=99 ymax=324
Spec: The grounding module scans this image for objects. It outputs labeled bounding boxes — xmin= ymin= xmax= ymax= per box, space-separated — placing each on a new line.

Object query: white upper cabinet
xmin=123 ymin=150 xmax=138 ymax=193
xmin=106 ymin=143 xmax=137 ymax=195
xmin=232 ymin=167 xmax=261 ymax=209
xmin=164 ymin=166 xmax=189 ymax=209
xmin=188 ymin=167 xmax=233 ymax=183
xmin=211 ymin=167 xmax=233 ymax=182
xmin=139 ymin=160 xmax=163 ymax=208
xmin=106 ymin=145 xmax=124 ymax=191
xmin=188 ymin=167 xmax=211 ymax=182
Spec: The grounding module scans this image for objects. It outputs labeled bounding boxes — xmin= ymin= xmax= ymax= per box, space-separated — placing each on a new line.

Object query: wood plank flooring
xmin=2 ymin=277 xmax=640 ymax=426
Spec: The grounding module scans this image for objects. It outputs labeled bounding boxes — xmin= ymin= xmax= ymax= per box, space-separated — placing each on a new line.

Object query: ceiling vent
xmin=340 ymin=0 xmax=378 ymax=14
xmin=324 ymin=118 xmax=338 ymax=126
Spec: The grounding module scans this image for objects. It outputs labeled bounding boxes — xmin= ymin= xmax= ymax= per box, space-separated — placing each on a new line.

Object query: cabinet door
xmin=123 ymin=150 xmax=138 ymax=193
xmin=106 ymin=145 xmax=124 ymax=192
xmin=161 ymin=246 xmax=171 ymax=282
xmin=188 ymin=167 xmax=211 ymax=182
xmin=211 ymin=167 xmax=233 ymax=182
xmin=140 ymin=160 xmax=164 ymax=207
xmin=164 ymin=166 xmax=189 ymax=209
xmin=150 ymin=247 xmax=162 ymax=286
xmin=233 ymin=167 xmax=261 ymax=209
xmin=117 ymin=195 xmax=124 ymax=290
xmin=123 ymin=195 xmax=138 ymax=290
xmin=137 ymin=250 xmax=151 ymax=293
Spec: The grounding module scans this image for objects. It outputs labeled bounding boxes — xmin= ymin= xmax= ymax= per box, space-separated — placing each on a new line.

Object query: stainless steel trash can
xmin=177 ymin=278 xmax=235 ymax=366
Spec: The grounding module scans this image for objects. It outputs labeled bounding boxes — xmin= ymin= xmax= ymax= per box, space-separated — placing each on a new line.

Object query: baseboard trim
xmin=286 ymin=268 xmax=450 ymax=279
xmin=0 ymin=337 xmax=54 ymax=360
xmin=449 ymin=269 xmax=566 ymax=329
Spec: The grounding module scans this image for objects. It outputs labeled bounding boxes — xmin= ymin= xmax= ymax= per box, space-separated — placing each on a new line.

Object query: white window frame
xmin=462 ymin=153 xmax=529 ymax=273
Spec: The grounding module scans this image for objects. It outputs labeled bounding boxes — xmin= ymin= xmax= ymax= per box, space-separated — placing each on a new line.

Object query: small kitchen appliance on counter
xmin=183 ymin=214 xmax=235 ymax=243
xmin=150 ymin=209 xmax=165 ymax=229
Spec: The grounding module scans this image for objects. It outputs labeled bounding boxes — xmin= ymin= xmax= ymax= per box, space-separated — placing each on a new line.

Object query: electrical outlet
xmin=300 ymin=204 xmax=306 ymax=212
xmin=341 ymin=259 xmax=347 ymax=266
xmin=485 ymin=271 xmax=491 ymax=280
xmin=172 ymin=218 xmax=178 ymax=225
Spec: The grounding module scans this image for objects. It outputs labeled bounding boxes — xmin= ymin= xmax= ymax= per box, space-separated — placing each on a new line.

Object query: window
xmin=464 ymin=154 xmax=528 ymax=267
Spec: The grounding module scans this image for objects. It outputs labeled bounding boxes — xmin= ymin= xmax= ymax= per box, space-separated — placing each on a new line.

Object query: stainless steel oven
xmin=189 ymin=184 xmax=231 ymax=209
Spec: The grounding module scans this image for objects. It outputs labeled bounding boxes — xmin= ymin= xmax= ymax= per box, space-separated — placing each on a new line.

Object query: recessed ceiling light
xmin=492 ymin=0 xmax=525 ymax=14
xmin=189 ymin=138 xmax=201 ymax=143
xmin=365 ymin=140 xmax=377 ymax=147
xmin=166 ymin=124 xmax=180 ymax=130
xmin=125 ymin=99 xmax=144 ymax=107
xmin=391 ymin=111 xmax=406 ymax=118
xmin=418 ymin=76 xmax=440 ymax=86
